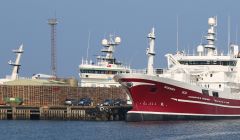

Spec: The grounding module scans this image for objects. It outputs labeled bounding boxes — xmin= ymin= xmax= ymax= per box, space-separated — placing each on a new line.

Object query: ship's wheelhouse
xmin=178 ymin=60 xmax=237 ymax=66
xmin=80 ymin=69 xmax=129 ymax=75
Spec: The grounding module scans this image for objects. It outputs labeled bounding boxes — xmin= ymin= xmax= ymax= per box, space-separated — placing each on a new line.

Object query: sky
xmin=0 ymin=0 xmax=240 ymax=79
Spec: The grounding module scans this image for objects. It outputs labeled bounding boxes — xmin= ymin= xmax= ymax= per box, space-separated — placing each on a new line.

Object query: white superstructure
xmin=114 ymin=17 xmax=240 ymax=121
xmin=160 ymin=16 xmax=240 ymax=99
xmin=79 ymin=35 xmax=130 ymax=87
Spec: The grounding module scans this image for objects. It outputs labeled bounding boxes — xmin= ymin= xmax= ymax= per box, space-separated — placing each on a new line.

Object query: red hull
xmin=117 ymin=75 xmax=240 ymax=121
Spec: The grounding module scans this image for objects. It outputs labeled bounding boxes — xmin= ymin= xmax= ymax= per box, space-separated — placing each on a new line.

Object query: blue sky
xmin=0 ymin=0 xmax=240 ymax=79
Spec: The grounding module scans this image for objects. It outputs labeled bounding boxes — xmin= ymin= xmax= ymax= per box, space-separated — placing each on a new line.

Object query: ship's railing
xmin=129 ymin=69 xmax=147 ymax=74
xmin=129 ymin=68 xmax=166 ymax=75
xmin=81 ymin=59 xmax=131 ymax=69
xmin=5 ymin=75 xmax=12 ymax=79
xmin=5 ymin=75 xmax=32 ymax=80
xmin=5 ymin=75 xmax=33 ymax=80
xmin=19 ymin=77 xmax=30 ymax=80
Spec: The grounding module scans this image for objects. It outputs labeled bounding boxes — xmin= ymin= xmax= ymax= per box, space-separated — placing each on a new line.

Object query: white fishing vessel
xmin=79 ymin=35 xmax=131 ymax=87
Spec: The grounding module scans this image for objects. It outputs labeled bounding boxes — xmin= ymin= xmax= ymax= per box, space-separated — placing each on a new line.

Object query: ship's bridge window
xmin=179 ymin=60 xmax=237 ymax=66
xmin=80 ymin=70 xmax=98 ymax=74
xmin=202 ymin=89 xmax=209 ymax=96
xmin=112 ymin=71 xmax=117 ymax=74
xmin=118 ymin=71 xmax=126 ymax=74
xmin=117 ymin=71 xmax=125 ymax=74
xmin=212 ymin=91 xmax=219 ymax=97
xmin=106 ymin=71 xmax=117 ymax=74
xmin=81 ymin=69 xmax=120 ymax=74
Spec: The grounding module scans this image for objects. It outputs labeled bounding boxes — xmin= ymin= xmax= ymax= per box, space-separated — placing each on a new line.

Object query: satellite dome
xmin=115 ymin=37 xmax=121 ymax=44
xmin=102 ymin=39 xmax=108 ymax=46
xmin=197 ymin=45 xmax=204 ymax=52
xmin=208 ymin=17 xmax=216 ymax=26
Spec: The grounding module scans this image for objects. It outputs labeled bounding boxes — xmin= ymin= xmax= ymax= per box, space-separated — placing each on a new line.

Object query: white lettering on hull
xmin=182 ymin=91 xmax=187 ymax=94
xmin=164 ymin=86 xmax=175 ymax=91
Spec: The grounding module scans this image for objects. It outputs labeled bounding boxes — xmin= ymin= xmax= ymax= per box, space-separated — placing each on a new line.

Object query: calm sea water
xmin=1 ymin=120 xmax=240 ymax=140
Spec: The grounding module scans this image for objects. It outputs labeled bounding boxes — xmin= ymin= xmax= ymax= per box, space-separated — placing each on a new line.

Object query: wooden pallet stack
xmin=0 ymin=85 xmax=127 ymax=106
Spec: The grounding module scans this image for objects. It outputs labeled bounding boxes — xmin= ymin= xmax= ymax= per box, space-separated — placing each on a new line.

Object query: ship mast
xmin=101 ymin=35 xmax=121 ymax=63
xmin=146 ymin=27 xmax=156 ymax=75
xmin=8 ymin=44 xmax=24 ymax=80
xmin=205 ymin=17 xmax=217 ymax=56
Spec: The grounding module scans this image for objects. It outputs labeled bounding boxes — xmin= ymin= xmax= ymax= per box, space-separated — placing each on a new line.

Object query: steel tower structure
xmin=48 ymin=18 xmax=58 ymax=77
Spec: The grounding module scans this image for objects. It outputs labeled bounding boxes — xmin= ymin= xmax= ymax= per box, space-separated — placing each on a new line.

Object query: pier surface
xmin=0 ymin=105 xmax=132 ymax=121
xmin=0 ymin=85 xmax=131 ymax=121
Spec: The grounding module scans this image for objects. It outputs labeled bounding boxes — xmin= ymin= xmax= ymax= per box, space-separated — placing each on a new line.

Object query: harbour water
xmin=1 ymin=120 xmax=240 ymax=140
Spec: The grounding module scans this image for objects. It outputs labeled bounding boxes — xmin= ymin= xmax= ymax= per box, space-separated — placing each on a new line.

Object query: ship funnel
xmin=146 ymin=27 xmax=156 ymax=75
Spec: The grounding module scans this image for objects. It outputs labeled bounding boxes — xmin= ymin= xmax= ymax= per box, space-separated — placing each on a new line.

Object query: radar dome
xmin=102 ymin=39 xmax=108 ymax=46
xmin=115 ymin=37 xmax=121 ymax=44
xmin=208 ymin=17 xmax=216 ymax=26
xmin=197 ymin=45 xmax=204 ymax=52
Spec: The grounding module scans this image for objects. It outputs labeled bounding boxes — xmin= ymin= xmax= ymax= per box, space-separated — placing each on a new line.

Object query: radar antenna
xmin=204 ymin=16 xmax=217 ymax=56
